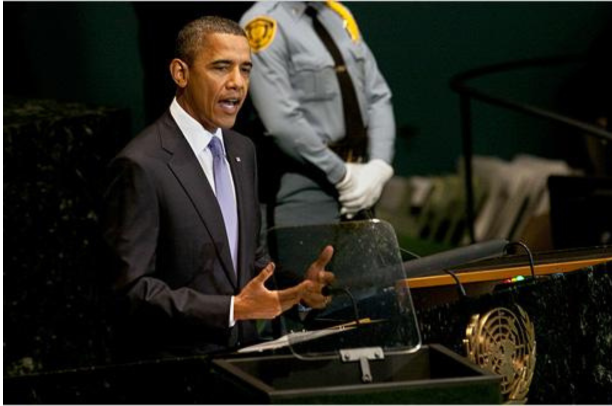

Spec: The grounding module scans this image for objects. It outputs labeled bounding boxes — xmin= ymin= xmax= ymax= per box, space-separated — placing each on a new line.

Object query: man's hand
xmin=302 ymin=245 xmax=336 ymax=309
xmin=339 ymin=159 xmax=394 ymax=218
xmin=234 ymin=263 xmax=304 ymax=320
xmin=235 ymin=246 xmax=337 ymax=320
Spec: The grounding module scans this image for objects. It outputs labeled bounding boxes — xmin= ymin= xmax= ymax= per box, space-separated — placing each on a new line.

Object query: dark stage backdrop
xmin=5 ymin=1 xmax=612 ymax=176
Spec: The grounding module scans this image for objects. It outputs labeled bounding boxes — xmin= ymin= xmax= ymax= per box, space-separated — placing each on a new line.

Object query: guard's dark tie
xmin=305 ymin=5 xmax=368 ymax=162
xmin=208 ymin=136 xmax=238 ymax=273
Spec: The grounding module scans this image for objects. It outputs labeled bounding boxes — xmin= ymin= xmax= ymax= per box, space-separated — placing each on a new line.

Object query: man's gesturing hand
xmin=234 ymin=263 xmax=303 ymax=320
xmin=303 ymin=245 xmax=336 ymax=309
xmin=234 ymin=245 xmax=337 ymax=320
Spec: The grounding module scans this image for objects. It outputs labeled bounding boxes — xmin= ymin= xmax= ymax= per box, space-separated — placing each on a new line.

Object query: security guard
xmin=240 ymin=1 xmax=395 ymax=227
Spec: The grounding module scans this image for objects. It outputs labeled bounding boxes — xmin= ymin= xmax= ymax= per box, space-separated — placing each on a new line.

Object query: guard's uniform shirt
xmin=241 ymin=1 xmax=395 ymax=225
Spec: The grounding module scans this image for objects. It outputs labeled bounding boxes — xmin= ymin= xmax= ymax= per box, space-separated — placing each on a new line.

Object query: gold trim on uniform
xmin=325 ymin=0 xmax=361 ymax=43
xmin=245 ymin=16 xmax=277 ymax=53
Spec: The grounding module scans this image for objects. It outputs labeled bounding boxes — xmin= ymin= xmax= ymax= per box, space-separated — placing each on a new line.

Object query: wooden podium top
xmin=404 ymin=245 xmax=612 ymax=289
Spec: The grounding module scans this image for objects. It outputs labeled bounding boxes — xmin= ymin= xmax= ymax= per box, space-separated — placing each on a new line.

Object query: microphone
xmin=321 ymin=285 xmax=345 ymax=297
xmin=403 ymin=239 xmax=509 ymax=277
xmin=320 ymin=285 xmax=361 ymax=325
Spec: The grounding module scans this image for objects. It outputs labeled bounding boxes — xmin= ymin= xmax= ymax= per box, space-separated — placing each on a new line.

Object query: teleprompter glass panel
xmin=267 ymin=220 xmax=421 ymax=359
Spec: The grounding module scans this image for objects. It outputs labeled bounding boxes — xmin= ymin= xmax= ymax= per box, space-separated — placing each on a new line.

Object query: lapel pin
xmin=235 ymin=157 xmax=241 ymax=162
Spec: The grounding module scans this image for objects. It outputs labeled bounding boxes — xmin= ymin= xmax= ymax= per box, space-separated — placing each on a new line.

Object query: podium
xmin=410 ymin=245 xmax=612 ymax=403
xmin=211 ymin=221 xmax=501 ymax=404
xmin=5 ymin=220 xmax=609 ymax=403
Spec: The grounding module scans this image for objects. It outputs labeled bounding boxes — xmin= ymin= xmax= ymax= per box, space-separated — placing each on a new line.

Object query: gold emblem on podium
xmin=464 ymin=305 xmax=536 ymax=403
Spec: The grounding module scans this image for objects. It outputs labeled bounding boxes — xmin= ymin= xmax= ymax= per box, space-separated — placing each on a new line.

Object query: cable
xmin=444 ymin=269 xmax=467 ymax=298
xmin=504 ymin=240 xmax=536 ymax=279
xmin=403 ymin=238 xmax=509 ymax=277
xmin=322 ymin=286 xmax=361 ymax=326
xmin=399 ymin=246 xmax=422 ymax=259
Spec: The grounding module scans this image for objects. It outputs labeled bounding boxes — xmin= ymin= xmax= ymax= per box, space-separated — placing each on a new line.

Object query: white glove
xmin=338 ymin=159 xmax=394 ymax=218
xmin=335 ymin=163 xmax=356 ymax=194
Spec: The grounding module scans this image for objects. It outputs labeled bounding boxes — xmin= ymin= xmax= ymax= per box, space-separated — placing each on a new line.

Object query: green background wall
xmin=5 ymin=1 xmax=611 ymax=176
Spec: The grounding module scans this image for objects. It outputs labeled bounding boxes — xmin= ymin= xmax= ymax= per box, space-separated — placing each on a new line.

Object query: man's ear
xmin=170 ymin=58 xmax=189 ymax=88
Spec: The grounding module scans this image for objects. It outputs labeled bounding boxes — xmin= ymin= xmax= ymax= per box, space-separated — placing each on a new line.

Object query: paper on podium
xmin=237 ymin=319 xmax=375 ymax=354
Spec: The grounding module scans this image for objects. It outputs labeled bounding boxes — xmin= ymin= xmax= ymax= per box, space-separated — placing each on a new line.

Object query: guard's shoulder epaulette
xmin=325 ymin=0 xmax=361 ymax=42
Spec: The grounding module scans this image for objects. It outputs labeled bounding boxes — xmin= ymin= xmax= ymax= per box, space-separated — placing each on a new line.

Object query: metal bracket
xmin=339 ymin=347 xmax=384 ymax=383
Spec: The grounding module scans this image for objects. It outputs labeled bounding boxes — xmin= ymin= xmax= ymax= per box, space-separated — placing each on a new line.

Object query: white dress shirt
xmin=169 ymin=98 xmax=238 ymax=327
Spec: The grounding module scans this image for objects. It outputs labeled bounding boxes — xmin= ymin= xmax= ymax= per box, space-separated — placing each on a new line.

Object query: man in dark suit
xmin=103 ymin=16 xmax=333 ymax=359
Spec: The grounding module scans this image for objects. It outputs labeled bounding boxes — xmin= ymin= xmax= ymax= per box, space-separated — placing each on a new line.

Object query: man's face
xmin=177 ymin=33 xmax=252 ymax=132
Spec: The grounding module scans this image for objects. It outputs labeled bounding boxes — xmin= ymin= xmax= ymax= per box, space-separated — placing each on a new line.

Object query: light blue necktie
xmin=208 ymin=136 xmax=238 ymax=273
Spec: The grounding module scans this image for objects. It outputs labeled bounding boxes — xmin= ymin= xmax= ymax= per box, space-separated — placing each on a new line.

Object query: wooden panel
xmin=404 ymin=257 xmax=612 ymax=289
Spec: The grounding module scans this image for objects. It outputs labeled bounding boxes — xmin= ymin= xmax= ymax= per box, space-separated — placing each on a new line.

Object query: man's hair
xmin=175 ymin=16 xmax=247 ymax=65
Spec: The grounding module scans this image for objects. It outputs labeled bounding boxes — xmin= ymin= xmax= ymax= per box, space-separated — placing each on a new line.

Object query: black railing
xmin=450 ymin=55 xmax=612 ymax=243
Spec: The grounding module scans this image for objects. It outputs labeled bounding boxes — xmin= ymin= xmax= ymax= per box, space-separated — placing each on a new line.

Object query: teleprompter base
xmin=212 ymin=344 xmax=502 ymax=404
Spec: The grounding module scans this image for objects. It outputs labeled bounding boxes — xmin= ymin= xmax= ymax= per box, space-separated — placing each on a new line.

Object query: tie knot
xmin=305 ymin=5 xmax=318 ymax=19
xmin=208 ymin=136 xmax=225 ymax=158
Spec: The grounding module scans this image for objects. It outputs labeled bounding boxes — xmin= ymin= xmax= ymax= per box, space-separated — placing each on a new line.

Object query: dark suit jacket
xmin=103 ymin=111 xmax=270 ymax=357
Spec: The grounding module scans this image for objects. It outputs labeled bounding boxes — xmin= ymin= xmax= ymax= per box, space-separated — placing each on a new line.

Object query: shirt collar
xmin=282 ymin=1 xmax=311 ymax=19
xmin=170 ymin=97 xmax=223 ymax=153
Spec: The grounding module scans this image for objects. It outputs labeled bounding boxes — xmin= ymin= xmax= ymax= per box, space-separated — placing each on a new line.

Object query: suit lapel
xmin=160 ymin=114 xmax=238 ymax=288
